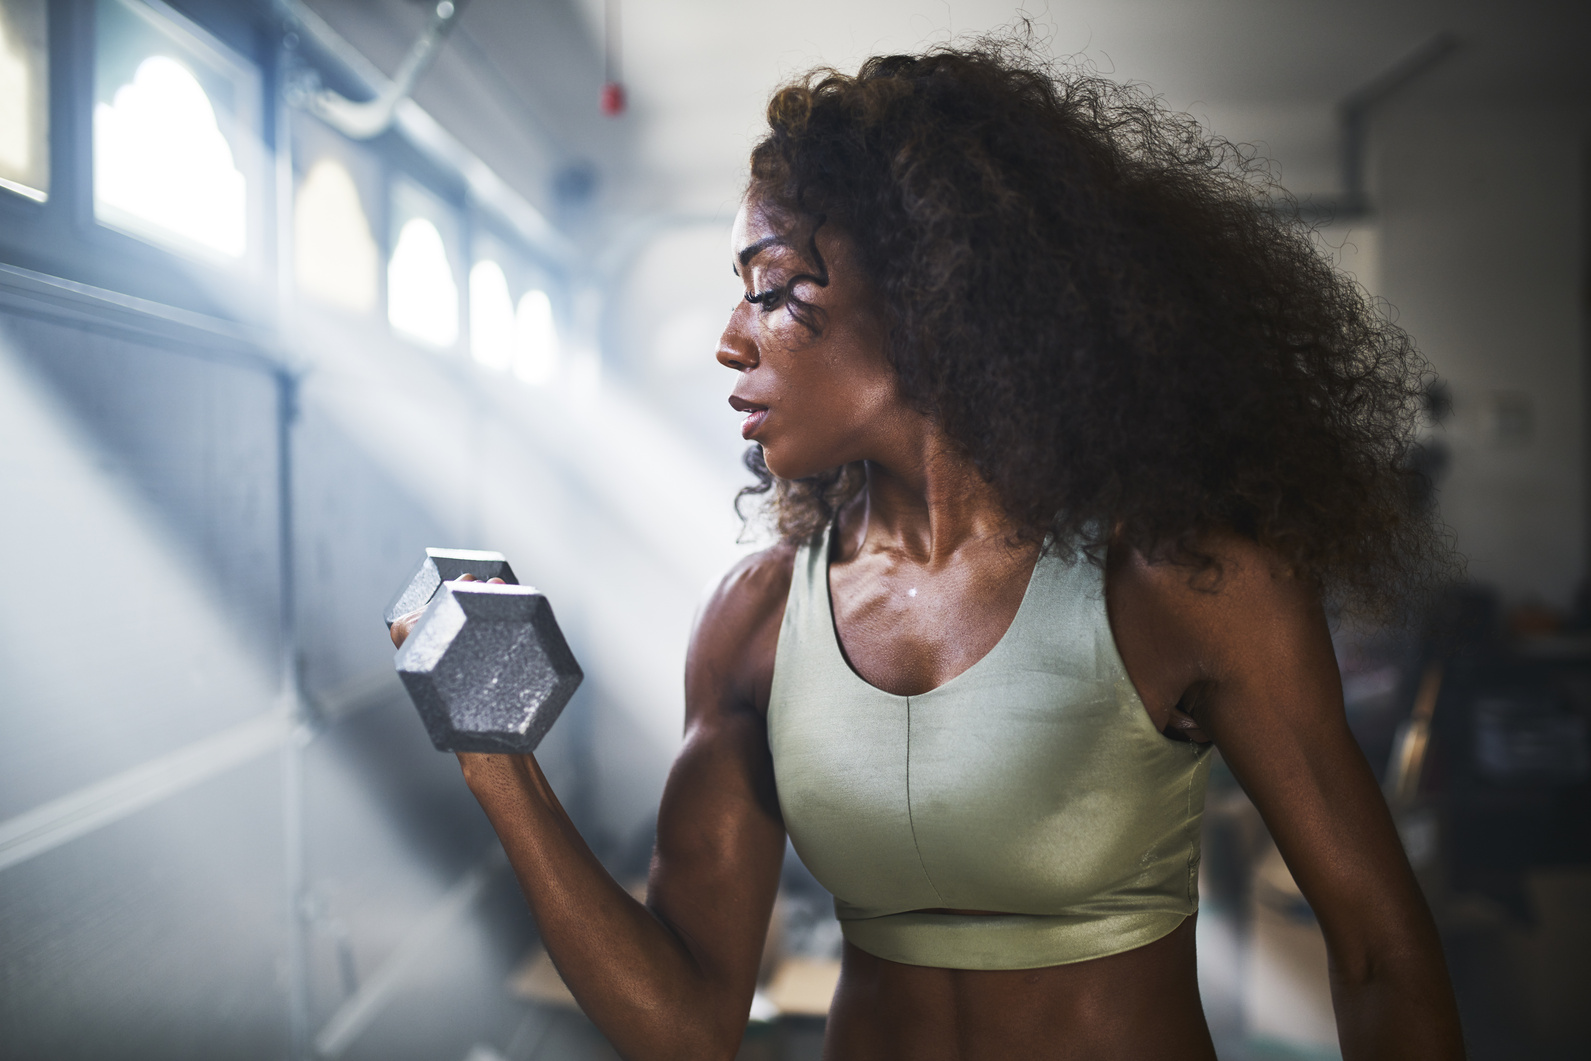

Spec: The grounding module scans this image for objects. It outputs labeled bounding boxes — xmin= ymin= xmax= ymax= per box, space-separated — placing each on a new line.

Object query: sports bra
xmin=766 ymin=525 xmax=1213 ymax=970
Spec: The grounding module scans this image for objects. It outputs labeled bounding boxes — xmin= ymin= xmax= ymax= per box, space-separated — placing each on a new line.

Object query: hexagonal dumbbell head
xmin=394 ymin=581 xmax=583 ymax=754
xmin=384 ymin=548 xmax=519 ymax=629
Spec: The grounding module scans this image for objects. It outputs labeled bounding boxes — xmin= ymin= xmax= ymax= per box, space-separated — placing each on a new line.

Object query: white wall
xmin=1378 ymin=103 xmax=1588 ymax=610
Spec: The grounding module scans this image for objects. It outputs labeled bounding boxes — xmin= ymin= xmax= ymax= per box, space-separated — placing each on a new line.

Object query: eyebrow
xmin=736 ymin=235 xmax=784 ymax=269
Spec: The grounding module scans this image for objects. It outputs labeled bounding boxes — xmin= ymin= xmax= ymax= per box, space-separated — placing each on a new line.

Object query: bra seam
xmin=902 ymin=695 xmax=949 ymax=907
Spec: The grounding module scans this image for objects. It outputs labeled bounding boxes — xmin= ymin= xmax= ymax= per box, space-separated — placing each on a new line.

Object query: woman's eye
xmin=745 ymin=287 xmax=785 ymax=311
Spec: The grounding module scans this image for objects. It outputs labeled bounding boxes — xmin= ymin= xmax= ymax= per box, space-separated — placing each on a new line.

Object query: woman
xmin=396 ymin=41 xmax=1465 ymax=1060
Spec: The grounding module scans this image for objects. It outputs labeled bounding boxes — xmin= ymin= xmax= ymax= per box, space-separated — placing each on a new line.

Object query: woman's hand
xmin=388 ymin=574 xmax=505 ymax=649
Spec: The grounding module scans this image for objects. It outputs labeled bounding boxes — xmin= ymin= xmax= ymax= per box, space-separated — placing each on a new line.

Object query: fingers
xmin=392 ymin=576 xmax=510 ymax=650
xmin=390 ymin=609 xmax=423 ymax=649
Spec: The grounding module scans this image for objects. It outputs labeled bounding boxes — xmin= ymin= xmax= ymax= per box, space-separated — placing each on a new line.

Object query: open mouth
xmin=728 ymin=396 xmax=769 ymax=439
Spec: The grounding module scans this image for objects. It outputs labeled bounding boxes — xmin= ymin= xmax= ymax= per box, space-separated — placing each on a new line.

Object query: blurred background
xmin=0 ymin=1 xmax=1587 ymax=1058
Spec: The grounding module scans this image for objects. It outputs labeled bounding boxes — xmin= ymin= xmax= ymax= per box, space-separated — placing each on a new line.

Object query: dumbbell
xmin=385 ymin=548 xmax=583 ymax=754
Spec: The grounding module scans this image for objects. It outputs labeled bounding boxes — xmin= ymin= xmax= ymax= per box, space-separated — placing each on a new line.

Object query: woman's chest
xmin=827 ymin=549 xmax=1038 ymax=697
xmin=768 ymin=663 xmax=1192 ymax=914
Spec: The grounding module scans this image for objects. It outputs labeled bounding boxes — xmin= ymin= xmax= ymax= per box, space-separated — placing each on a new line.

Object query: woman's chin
xmin=761 ymin=449 xmax=814 ymax=482
xmin=760 ymin=452 xmax=797 ymax=480
xmin=757 ymin=435 xmax=856 ymax=481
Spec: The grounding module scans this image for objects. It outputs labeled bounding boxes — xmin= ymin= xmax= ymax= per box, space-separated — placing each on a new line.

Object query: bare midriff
xmin=823 ymin=917 xmax=1216 ymax=1061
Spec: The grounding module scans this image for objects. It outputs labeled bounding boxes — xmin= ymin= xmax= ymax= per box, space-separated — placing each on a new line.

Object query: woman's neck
xmin=842 ymin=433 xmax=1025 ymax=566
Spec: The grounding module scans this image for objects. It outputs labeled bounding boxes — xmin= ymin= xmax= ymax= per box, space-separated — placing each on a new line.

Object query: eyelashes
xmin=744 ymin=285 xmax=787 ymax=311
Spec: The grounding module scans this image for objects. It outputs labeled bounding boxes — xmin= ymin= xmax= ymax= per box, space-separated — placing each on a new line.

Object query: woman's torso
xmin=756 ymin=521 xmax=1217 ymax=1059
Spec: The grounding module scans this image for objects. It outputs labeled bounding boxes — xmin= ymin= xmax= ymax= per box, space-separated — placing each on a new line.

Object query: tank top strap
xmin=773 ymin=524 xmax=845 ymax=686
xmin=1055 ymin=546 xmax=1144 ymax=687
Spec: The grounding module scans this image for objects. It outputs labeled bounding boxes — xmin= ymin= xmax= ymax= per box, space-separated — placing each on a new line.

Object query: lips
xmin=728 ymin=395 xmax=769 ymax=440
xmin=739 ymin=408 xmax=769 ymax=438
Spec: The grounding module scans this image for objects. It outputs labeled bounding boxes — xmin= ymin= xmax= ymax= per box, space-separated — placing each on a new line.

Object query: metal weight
xmin=389 ymin=551 xmax=582 ymax=754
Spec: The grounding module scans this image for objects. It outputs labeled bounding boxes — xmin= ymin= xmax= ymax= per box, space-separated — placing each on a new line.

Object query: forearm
xmin=1329 ymin=948 xmax=1466 ymax=1061
xmin=459 ymin=753 xmax=744 ymax=1060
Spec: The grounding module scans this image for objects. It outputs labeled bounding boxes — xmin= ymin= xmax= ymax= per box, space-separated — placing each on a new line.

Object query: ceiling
xmin=313 ymin=0 xmax=1590 ymax=226
xmin=588 ymin=0 xmax=1590 ymax=214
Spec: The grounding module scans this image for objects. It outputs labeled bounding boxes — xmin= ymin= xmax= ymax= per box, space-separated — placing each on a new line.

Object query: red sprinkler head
xmin=600 ymin=80 xmax=626 ymax=117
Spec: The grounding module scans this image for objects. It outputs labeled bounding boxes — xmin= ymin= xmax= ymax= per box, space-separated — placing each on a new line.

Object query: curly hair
xmin=735 ymin=33 xmax=1452 ymax=617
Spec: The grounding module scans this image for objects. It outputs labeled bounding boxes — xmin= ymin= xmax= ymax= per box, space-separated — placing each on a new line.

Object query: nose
xmin=716 ymin=302 xmax=758 ymax=372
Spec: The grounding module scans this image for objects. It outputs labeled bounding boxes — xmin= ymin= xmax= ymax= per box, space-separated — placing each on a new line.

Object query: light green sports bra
xmin=766 ymin=525 xmax=1213 ymax=970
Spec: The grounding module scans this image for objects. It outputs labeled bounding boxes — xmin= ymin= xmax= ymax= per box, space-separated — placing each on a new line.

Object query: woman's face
xmin=718 ymin=194 xmax=902 ymax=481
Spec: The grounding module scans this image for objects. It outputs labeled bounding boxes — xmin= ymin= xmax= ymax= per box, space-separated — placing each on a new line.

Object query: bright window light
xmin=514 ymin=289 xmax=559 ymax=385
xmin=94 ymin=54 xmax=246 ymax=257
xmin=388 ymin=217 xmax=459 ymax=348
xmin=295 ymin=158 xmax=378 ymax=313
xmin=0 ymin=17 xmax=29 ymax=179
xmin=470 ymin=260 xmax=515 ymax=370
xmin=0 ymin=0 xmax=49 ymax=201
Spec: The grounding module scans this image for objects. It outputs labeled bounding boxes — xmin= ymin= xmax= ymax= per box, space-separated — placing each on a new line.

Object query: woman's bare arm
xmin=1110 ymin=542 xmax=1465 ymax=1061
xmin=396 ymin=550 xmax=793 ymax=1060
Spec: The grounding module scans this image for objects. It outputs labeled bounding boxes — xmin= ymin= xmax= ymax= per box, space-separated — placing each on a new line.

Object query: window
xmin=296 ymin=158 xmax=378 ymax=313
xmin=469 ymin=260 xmax=514 ymax=370
xmin=472 ymin=229 xmax=561 ymax=383
xmin=0 ymin=0 xmax=48 ymax=202
xmin=514 ymin=288 xmax=559 ymax=385
xmin=93 ymin=0 xmax=259 ymax=260
xmin=387 ymin=179 xmax=460 ymax=349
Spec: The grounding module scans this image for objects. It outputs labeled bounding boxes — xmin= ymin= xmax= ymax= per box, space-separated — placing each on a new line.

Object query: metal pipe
xmin=1301 ymin=31 xmax=1460 ymax=222
xmin=273 ymin=30 xmax=315 ymax=1057
xmin=272 ymin=0 xmax=573 ymax=264
xmin=1340 ymin=31 xmax=1460 ymax=212
xmin=277 ymin=367 xmax=312 ymax=1061
xmin=304 ymin=0 xmax=472 ymax=141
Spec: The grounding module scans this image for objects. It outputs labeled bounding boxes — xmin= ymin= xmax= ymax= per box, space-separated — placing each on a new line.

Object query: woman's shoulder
xmin=1108 ymin=529 xmax=1331 ymax=734
xmin=686 ymin=541 xmax=801 ymax=715
xmin=1111 ymin=529 xmax=1315 ymax=614
xmin=1109 ymin=528 xmax=1326 ymax=683
xmin=703 ymin=541 xmax=801 ymax=627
